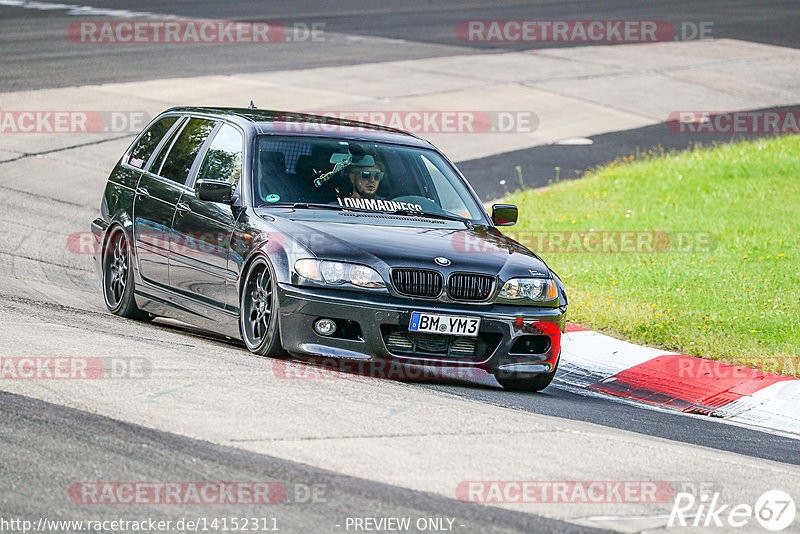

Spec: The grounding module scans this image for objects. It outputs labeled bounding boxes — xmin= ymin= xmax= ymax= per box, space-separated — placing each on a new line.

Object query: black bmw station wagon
xmin=91 ymin=107 xmax=568 ymax=391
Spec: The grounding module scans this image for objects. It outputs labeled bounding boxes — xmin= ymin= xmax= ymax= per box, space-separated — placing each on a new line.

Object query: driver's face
xmin=349 ymin=166 xmax=383 ymax=198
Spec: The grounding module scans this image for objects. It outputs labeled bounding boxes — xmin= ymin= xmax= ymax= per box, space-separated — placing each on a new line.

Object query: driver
xmin=347 ymin=158 xmax=385 ymax=200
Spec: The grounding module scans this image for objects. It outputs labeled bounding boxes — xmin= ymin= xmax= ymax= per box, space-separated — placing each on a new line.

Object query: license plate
xmin=409 ymin=312 xmax=480 ymax=337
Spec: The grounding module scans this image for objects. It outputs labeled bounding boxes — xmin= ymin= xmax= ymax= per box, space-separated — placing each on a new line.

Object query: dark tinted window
xmin=149 ymin=118 xmax=184 ymax=174
xmin=127 ymin=116 xmax=177 ymax=169
xmin=159 ymin=118 xmax=216 ymax=185
xmin=195 ymin=124 xmax=243 ymax=189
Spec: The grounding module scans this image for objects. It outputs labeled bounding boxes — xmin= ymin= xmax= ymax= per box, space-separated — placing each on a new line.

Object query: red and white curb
xmin=558 ymin=325 xmax=800 ymax=436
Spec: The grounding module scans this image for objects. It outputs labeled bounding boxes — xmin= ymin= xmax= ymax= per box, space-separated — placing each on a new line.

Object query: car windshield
xmin=252 ymin=136 xmax=487 ymax=222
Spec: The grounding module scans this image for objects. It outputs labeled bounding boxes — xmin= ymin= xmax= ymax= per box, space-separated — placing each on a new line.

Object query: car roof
xmin=165 ymin=106 xmax=435 ymax=149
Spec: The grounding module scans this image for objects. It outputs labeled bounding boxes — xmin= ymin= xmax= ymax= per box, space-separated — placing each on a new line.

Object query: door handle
xmin=176 ymin=201 xmax=191 ymax=213
xmin=136 ymin=186 xmax=149 ymax=197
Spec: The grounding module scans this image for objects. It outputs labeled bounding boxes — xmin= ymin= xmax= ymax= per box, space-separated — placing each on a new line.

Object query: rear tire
xmin=240 ymin=257 xmax=286 ymax=357
xmin=494 ymin=354 xmax=559 ymax=392
xmin=102 ymin=228 xmax=151 ymax=321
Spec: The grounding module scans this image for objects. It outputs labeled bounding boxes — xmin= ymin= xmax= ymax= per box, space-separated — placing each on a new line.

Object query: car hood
xmin=257 ymin=209 xmax=551 ymax=278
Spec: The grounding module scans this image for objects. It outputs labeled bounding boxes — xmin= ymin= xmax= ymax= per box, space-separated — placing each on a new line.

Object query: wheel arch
xmin=238 ymin=250 xmax=275 ymax=300
xmin=102 ymin=218 xmax=134 ymax=255
xmin=102 ymin=218 xmax=142 ymax=296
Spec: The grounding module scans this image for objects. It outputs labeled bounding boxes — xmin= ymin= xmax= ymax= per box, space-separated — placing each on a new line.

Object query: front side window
xmin=195 ymin=124 xmax=243 ymax=189
xmin=127 ymin=116 xmax=178 ymax=169
xmin=158 ymin=118 xmax=216 ymax=185
xmin=252 ymin=136 xmax=487 ymax=223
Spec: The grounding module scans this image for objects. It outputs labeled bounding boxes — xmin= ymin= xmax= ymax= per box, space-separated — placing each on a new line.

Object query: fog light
xmin=314 ymin=318 xmax=337 ymax=336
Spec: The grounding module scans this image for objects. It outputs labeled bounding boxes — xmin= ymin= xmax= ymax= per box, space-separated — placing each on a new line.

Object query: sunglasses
xmin=352 ymin=170 xmax=385 ymax=181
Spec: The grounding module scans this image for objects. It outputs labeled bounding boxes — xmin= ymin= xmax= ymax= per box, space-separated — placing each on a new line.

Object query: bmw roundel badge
xmin=434 ymin=257 xmax=451 ymax=266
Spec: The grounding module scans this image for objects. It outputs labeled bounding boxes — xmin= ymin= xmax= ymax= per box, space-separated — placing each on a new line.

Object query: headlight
xmin=321 ymin=261 xmax=348 ymax=284
xmin=348 ymin=264 xmax=384 ymax=288
xmin=499 ymin=278 xmax=558 ymax=302
xmin=294 ymin=259 xmax=385 ymax=289
xmin=295 ymin=258 xmax=321 ymax=281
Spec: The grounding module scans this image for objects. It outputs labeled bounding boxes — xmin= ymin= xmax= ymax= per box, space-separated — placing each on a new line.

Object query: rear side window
xmin=127 ymin=116 xmax=178 ymax=169
xmin=158 ymin=118 xmax=216 ymax=185
xmin=195 ymin=124 xmax=244 ymax=189
xmin=149 ymin=118 xmax=184 ymax=174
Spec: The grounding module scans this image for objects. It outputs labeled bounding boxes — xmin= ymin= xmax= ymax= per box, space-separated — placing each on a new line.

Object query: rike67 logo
xmin=669 ymin=490 xmax=796 ymax=531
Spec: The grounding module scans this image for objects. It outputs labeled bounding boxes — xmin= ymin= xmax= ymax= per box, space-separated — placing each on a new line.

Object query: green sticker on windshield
xmin=265 ymin=194 xmax=280 ymax=203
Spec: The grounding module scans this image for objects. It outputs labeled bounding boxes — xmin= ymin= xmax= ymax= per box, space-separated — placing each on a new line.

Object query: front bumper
xmin=277 ymin=283 xmax=566 ymax=372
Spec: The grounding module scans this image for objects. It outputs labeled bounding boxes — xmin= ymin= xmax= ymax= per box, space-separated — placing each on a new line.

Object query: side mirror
xmin=491 ymin=204 xmax=518 ymax=226
xmin=196 ymin=179 xmax=233 ymax=203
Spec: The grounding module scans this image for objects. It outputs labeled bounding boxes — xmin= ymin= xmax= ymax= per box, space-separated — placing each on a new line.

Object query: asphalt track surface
xmin=1 ymin=2 xmax=800 ymax=532
xmin=2 ymin=0 xmax=800 ymax=92
xmin=0 ymin=391 xmax=604 ymax=533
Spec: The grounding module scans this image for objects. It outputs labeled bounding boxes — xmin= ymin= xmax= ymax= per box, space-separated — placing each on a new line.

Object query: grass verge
xmin=504 ymin=135 xmax=800 ymax=376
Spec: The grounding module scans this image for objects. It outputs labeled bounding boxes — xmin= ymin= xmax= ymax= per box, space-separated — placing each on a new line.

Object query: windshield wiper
xmin=292 ymin=202 xmax=346 ymax=210
xmin=274 ymin=203 xmax=472 ymax=226
xmin=291 ymin=202 xmax=382 ymax=213
xmin=389 ymin=209 xmax=472 ymax=227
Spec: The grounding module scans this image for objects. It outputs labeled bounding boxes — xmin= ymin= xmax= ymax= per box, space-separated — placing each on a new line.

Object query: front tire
xmin=102 ymin=228 xmax=150 ymax=320
xmin=240 ymin=257 xmax=285 ymax=356
xmin=494 ymin=354 xmax=559 ymax=392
